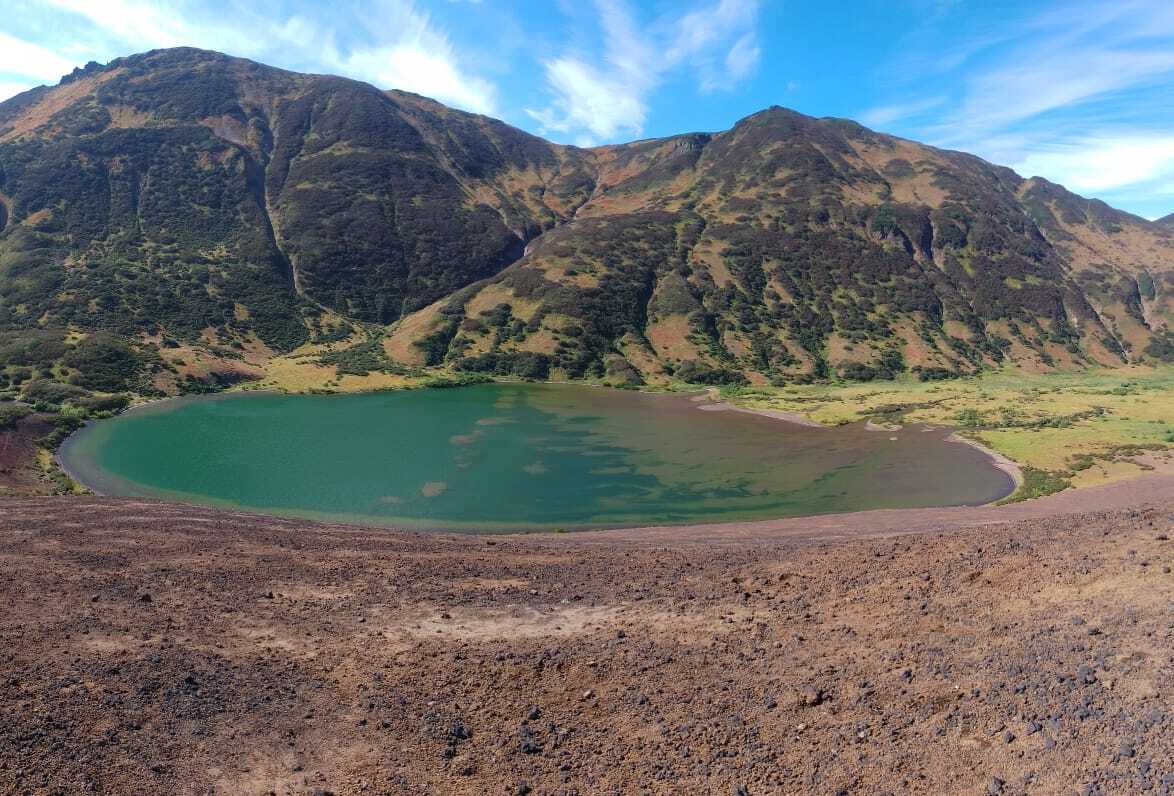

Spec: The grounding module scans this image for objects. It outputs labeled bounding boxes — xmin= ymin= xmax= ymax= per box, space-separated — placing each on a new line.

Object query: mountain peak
xmin=0 ymin=48 xmax=1170 ymax=396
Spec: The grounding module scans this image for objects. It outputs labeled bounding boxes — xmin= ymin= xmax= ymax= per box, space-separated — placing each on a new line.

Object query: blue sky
xmin=3 ymin=0 xmax=1174 ymax=218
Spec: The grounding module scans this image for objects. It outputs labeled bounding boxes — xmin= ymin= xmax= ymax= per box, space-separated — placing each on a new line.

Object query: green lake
xmin=58 ymin=384 xmax=1014 ymax=531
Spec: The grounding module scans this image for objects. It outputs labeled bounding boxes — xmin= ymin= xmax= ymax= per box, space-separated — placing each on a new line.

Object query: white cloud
xmin=526 ymin=57 xmax=646 ymax=143
xmin=862 ymin=0 xmax=1174 ymax=213
xmin=724 ymin=33 xmax=761 ymax=82
xmin=30 ymin=0 xmax=499 ymax=115
xmin=859 ymin=96 xmax=948 ymax=129
xmin=668 ymin=0 xmax=759 ymax=64
xmin=0 ymin=30 xmax=77 ymax=82
xmin=943 ymin=49 xmax=1174 ymax=144
xmin=336 ymin=44 xmax=497 ymax=114
xmin=39 ymin=0 xmax=253 ymax=53
xmin=1013 ymin=135 xmax=1174 ymax=194
xmin=322 ymin=0 xmax=498 ymax=113
xmin=0 ymin=80 xmax=38 ymax=104
xmin=528 ymin=0 xmax=762 ymax=143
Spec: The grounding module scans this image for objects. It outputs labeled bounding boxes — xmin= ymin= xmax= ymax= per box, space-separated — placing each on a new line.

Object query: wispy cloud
xmin=1013 ymin=135 xmax=1174 ymax=194
xmin=526 ymin=0 xmax=761 ymax=144
xmin=40 ymin=0 xmax=229 ymax=51
xmin=4 ymin=0 xmax=499 ymax=114
xmin=721 ymin=32 xmax=762 ymax=87
xmin=939 ymin=50 xmax=1174 ymax=146
xmin=859 ymin=96 xmax=948 ymax=130
xmin=322 ymin=1 xmax=498 ymax=113
xmin=0 ymin=29 xmax=79 ymax=92
xmin=860 ymin=0 xmax=1174 ymax=214
xmin=526 ymin=58 xmax=646 ymax=144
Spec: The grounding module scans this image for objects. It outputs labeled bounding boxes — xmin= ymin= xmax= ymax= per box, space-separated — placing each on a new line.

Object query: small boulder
xmin=799 ymin=686 xmax=824 ymax=706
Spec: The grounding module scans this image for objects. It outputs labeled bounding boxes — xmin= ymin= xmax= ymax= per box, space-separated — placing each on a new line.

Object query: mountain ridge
xmin=0 ymin=47 xmax=1171 ymax=396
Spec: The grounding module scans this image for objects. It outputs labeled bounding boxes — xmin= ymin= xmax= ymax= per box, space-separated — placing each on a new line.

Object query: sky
xmin=3 ymin=0 xmax=1174 ymax=218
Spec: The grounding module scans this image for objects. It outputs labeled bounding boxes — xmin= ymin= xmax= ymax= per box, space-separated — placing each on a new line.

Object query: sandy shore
xmin=695 ymin=388 xmax=826 ymax=427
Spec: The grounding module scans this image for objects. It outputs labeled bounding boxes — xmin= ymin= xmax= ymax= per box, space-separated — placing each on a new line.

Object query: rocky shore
xmin=1 ymin=495 xmax=1172 ymax=794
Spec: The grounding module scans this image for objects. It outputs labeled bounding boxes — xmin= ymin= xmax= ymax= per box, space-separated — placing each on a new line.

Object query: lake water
xmin=59 ymin=384 xmax=1014 ymax=531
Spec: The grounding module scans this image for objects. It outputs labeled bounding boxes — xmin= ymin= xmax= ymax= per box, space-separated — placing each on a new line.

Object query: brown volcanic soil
xmin=1 ymin=494 xmax=1173 ymax=795
xmin=0 ymin=415 xmax=56 ymax=495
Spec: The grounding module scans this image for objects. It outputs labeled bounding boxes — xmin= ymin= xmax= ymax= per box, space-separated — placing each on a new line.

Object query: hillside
xmin=2 ymin=492 xmax=1172 ymax=793
xmin=1 ymin=47 xmax=1172 ymax=396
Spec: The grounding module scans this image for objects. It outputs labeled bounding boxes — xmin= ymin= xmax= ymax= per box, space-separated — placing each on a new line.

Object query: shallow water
xmin=59 ymin=384 xmax=1014 ymax=531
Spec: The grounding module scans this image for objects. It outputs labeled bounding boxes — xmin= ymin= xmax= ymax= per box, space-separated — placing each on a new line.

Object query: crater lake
xmin=59 ymin=384 xmax=1015 ymax=531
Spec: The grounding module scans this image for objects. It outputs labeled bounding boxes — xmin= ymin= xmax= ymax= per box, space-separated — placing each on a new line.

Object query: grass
xmin=244 ymin=336 xmax=423 ymax=394
xmin=717 ymin=365 xmax=1174 ymax=495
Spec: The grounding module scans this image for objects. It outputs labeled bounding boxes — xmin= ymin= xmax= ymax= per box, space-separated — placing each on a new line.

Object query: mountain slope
xmin=387 ymin=107 xmax=1174 ymax=383
xmin=0 ymin=48 xmax=1171 ymax=396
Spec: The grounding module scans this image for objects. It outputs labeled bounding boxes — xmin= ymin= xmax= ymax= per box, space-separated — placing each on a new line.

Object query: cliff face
xmin=1 ymin=48 xmax=1171 ymax=393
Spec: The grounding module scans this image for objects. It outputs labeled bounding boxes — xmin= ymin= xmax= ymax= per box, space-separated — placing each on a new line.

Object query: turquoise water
xmin=59 ymin=384 xmax=1014 ymax=531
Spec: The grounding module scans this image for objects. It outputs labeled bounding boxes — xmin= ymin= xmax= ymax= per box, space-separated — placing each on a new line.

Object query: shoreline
xmin=695 ymin=388 xmax=1025 ymax=499
xmin=53 ymin=382 xmax=1046 ymax=531
xmin=694 ymin=387 xmax=826 ymax=427
xmin=694 ymin=400 xmax=826 ymax=427
xmin=551 ymin=470 xmax=1174 ymax=545
xmin=945 ymin=432 xmax=1025 ymax=491
xmin=7 ymin=468 xmax=1174 ymax=548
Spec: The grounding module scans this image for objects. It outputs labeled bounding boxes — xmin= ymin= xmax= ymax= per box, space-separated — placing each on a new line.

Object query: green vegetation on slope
xmin=0 ymin=47 xmax=1170 ymax=412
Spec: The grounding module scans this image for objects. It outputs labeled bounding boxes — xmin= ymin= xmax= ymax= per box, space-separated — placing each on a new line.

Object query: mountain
xmin=1 ymin=47 xmax=1171 ymax=396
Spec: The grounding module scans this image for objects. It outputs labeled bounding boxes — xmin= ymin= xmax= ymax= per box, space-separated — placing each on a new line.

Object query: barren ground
xmin=2 ymin=487 xmax=1173 ymax=795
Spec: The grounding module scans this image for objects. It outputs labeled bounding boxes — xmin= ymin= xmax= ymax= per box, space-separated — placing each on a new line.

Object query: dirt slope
xmin=1 ymin=494 xmax=1172 ymax=795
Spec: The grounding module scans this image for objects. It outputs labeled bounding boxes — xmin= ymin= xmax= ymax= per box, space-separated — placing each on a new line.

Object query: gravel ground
xmin=1 ymin=494 xmax=1172 ymax=795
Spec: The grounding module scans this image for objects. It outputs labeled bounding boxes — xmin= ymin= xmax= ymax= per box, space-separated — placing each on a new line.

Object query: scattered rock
xmin=800 ymin=686 xmax=824 ymax=706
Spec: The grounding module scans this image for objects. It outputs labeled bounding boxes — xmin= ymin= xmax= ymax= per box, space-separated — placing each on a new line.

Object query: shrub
xmin=40 ymin=414 xmax=86 ymax=449
xmin=413 ymin=320 xmax=460 ymax=366
xmin=1144 ymin=330 xmax=1174 ymax=363
xmin=0 ymin=404 xmax=31 ymax=430
xmin=75 ymin=393 xmax=131 ymax=413
xmin=21 ymin=380 xmax=90 ymax=406
xmin=63 ymin=334 xmax=143 ymax=391
xmin=318 ymin=338 xmax=403 ymax=376
xmin=916 ymin=367 xmax=960 ymax=382
xmin=673 ymin=360 xmax=748 ymax=386
xmin=454 ymin=351 xmax=552 ymax=380
xmin=955 ymin=408 xmax=984 ymax=428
